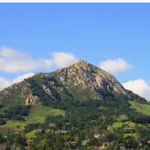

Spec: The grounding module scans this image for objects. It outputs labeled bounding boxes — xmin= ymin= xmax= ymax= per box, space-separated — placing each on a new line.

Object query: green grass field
xmin=112 ymin=121 xmax=136 ymax=128
xmin=130 ymin=101 xmax=150 ymax=116
xmin=113 ymin=121 xmax=139 ymax=138
xmin=123 ymin=133 xmax=139 ymax=138
xmin=112 ymin=101 xmax=150 ymax=128
xmin=26 ymin=130 xmax=38 ymax=138
xmin=26 ymin=104 xmax=65 ymax=123
xmin=0 ymin=105 xmax=65 ymax=132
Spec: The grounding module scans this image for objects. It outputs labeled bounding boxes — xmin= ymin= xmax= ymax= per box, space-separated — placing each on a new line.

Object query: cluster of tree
xmin=0 ymin=105 xmax=31 ymax=123
xmin=0 ymin=133 xmax=27 ymax=150
xmin=128 ymin=111 xmax=150 ymax=124
xmin=0 ymin=118 xmax=6 ymax=125
xmin=107 ymin=126 xmax=150 ymax=150
xmin=25 ymin=123 xmax=43 ymax=133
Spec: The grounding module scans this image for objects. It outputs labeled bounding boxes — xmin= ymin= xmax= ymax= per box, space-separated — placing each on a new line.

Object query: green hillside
xmin=0 ymin=61 xmax=150 ymax=150
xmin=0 ymin=105 xmax=65 ymax=132
xmin=130 ymin=101 xmax=150 ymax=116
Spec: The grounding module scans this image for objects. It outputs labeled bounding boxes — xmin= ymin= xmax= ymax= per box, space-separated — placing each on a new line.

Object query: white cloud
xmin=0 ymin=47 xmax=78 ymax=73
xmin=0 ymin=47 xmax=39 ymax=73
xmin=99 ymin=58 xmax=132 ymax=75
xmin=40 ymin=52 xmax=78 ymax=69
xmin=123 ymin=79 xmax=150 ymax=101
xmin=0 ymin=73 xmax=34 ymax=91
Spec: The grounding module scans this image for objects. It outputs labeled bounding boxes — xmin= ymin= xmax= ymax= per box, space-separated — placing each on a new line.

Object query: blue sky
xmin=0 ymin=3 xmax=150 ymax=100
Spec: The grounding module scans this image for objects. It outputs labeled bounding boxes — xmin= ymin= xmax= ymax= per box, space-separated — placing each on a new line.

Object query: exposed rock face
xmin=54 ymin=60 xmax=128 ymax=97
xmin=0 ymin=60 xmax=137 ymax=106
xmin=25 ymin=94 xmax=38 ymax=105
xmin=0 ymin=81 xmax=39 ymax=106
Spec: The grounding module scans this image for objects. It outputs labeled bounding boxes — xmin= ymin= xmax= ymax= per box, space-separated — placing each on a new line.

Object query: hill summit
xmin=0 ymin=60 xmax=144 ymax=107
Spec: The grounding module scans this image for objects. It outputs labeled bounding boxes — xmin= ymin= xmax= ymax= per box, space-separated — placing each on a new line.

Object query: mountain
xmin=0 ymin=60 xmax=145 ymax=107
xmin=0 ymin=60 xmax=150 ymax=150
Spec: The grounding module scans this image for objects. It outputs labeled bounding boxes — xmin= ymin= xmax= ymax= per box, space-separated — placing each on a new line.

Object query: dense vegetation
xmin=0 ymin=93 xmax=150 ymax=149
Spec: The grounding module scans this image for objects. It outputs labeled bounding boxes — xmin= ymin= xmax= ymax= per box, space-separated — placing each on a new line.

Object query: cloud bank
xmin=0 ymin=47 xmax=78 ymax=73
xmin=123 ymin=79 xmax=150 ymax=101
xmin=41 ymin=52 xmax=78 ymax=69
xmin=99 ymin=58 xmax=132 ymax=75
xmin=0 ymin=47 xmax=39 ymax=73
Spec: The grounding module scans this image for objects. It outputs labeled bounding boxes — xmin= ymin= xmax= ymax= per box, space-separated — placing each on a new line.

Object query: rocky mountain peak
xmin=0 ymin=60 xmax=133 ymax=106
xmin=75 ymin=59 xmax=90 ymax=66
xmin=74 ymin=59 xmax=97 ymax=70
xmin=54 ymin=60 xmax=128 ymax=98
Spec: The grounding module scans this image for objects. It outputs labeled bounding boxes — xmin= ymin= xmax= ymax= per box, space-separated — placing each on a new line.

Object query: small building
xmin=94 ymin=134 xmax=100 ymax=139
xmin=58 ymin=130 xmax=69 ymax=134
xmin=82 ymin=140 xmax=90 ymax=146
